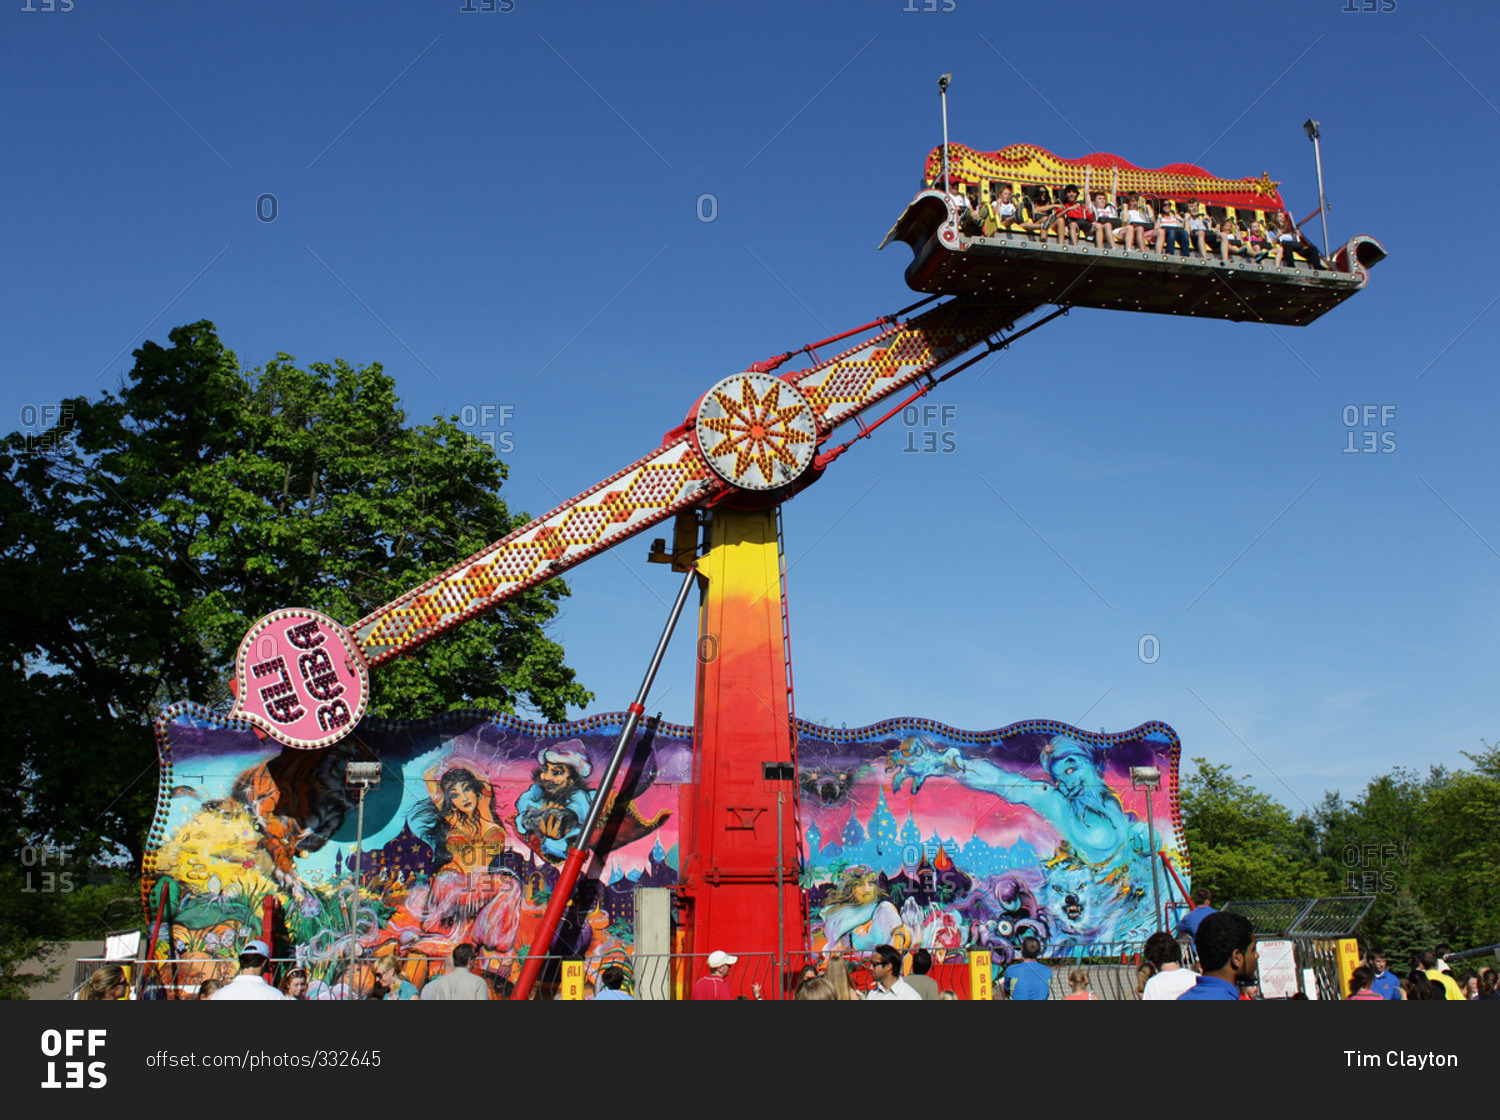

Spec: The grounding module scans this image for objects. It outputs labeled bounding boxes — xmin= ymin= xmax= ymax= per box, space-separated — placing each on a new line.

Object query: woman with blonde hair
xmin=1272 ymin=211 xmax=1324 ymax=269
xmin=1119 ymin=193 xmax=1156 ymax=253
xmin=371 ymin=955 xmax=419 ymax=1000
xmin=824 ymin=956 xmax=863 ymax=1001
xmin=794 ymin=977 xmax=838 ymax=1001
xmin=80 ymin=964 xmax=130 ymax=1000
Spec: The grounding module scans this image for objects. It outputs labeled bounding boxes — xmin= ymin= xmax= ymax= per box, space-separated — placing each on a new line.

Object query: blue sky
xmin=4 ymin=0 xmax=1497 ymax=814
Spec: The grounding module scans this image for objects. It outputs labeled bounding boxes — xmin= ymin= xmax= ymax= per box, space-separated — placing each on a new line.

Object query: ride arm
xmin=231 ymin=292 xmax=1071 ymax=750
xmin=352 ymin=435 xmax=721 ymax=665
xmin=786 ymin=296 xmax=1041 ymax=450
xmin=355 ymin=296 xmax=1044 ymax=665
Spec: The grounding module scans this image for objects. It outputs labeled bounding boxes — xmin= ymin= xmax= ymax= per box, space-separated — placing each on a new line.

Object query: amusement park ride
xmin=197 ymin=140 xmax=1381 ymax=998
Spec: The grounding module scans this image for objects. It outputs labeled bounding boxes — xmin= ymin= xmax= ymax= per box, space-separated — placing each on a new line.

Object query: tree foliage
xmin=1181 ymin=749 xmax=1500 ymax=959
xmin=0 ymin=865 xmax=140 ymax=999
xmin=1179 ymin=759 xmax=1334 ymax=902
xmin=0 ymin=321 xmax=592 ymax=868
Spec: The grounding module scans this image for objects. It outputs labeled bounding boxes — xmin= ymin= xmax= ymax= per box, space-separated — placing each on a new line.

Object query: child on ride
xmin=1047 ymin=184 xmax=1091 ymax=246
xmin=1157 ymin=200 xmax=1191 ymax=256
xmin=1120 ymin=192 xmax=1155 ymax=252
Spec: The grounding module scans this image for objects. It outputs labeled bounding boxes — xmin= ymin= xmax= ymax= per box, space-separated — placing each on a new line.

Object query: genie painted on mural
xmin=509 ymin=741 xmax=673 ymax=864
xmin=888 ymin=735 xmax=1150 ymax=871
xmin=887 ymin=734 xmax=1154 ymax=942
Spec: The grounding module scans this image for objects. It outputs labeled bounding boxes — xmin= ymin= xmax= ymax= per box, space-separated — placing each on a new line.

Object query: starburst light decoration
xmin=694 ymin=372 xmax=818 ymax=491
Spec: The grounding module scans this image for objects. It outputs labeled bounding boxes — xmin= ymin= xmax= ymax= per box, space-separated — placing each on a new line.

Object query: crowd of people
xmin=782 ymin=926 xmax=1498 ymax=1001
xmin=943 ymin=174 xmax=1328 ymax=270
xmin=81 ymin=941 xmax=530 ymax=1001
xmin=83 ymin=941 xmax=720 ymax=1001
xmin=79 ymin=923 xmax=1497 ymax=1001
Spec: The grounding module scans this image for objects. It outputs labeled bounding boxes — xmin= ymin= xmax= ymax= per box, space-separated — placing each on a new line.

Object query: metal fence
xmin=80 ymin=951 xmax=789 ymax=1001
xmin=73 ymin=944 xmax=1207 ymax=1000
xmin=785 ymin=945 xmax=1151 ymax=1000
xmin=993 ymin=943 xmax=1152 ymax=1001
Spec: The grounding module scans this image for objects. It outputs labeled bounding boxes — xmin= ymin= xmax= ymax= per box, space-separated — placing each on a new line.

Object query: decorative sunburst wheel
xmin=693 ymin=372 xmax=818 ymax=491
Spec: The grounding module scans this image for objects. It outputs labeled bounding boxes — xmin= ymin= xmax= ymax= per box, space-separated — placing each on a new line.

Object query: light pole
xmin=1130 ymin=766 xmax=1164 ymax=933
xmin=344 ymin=760 xmax=382 ymax=986
xmin=938 ymin=73 xmax=952 ymax=196
xmin=1303 ymin=119 xmax=1331 ymax=257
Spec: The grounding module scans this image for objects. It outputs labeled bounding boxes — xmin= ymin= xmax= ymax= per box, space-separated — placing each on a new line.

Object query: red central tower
xmin=676 ymin=506 xmax=806 ymax=996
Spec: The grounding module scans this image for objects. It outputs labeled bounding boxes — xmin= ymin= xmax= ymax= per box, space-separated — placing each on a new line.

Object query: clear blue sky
xmin=4 ymin=0 xmax=1496 ymax=814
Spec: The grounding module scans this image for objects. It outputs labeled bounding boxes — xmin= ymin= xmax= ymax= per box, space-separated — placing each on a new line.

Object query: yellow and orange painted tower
xmin=677 ymin=506 xmax=806 ymax=979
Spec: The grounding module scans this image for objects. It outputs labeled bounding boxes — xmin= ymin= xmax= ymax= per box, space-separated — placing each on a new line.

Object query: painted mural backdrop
xmin=145 ymin=708 xmax=1183 ymax=985
xmin=145 ymin=707 xmax=684 ymax=992
xmin=797 ymin=718 xmax=1185 ymax=961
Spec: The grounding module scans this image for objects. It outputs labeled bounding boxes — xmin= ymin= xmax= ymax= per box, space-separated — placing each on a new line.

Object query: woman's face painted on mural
xmin=448 ymin=781 xmax=479 ymax=816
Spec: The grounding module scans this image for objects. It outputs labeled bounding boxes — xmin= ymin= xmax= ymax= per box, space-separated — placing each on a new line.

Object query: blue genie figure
xmin=513 ymin=743 xmax=594 ymax=863
xmin=887 ymin=734 xmax=1155 ymax=942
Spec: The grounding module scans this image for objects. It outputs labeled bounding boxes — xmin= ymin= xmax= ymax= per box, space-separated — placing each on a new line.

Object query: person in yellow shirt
xmin=1422 ymin=951 xmax=1465 ymax=1001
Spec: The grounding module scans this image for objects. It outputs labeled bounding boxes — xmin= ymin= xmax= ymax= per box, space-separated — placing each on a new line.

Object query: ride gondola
xmin=882 ymin=142 xmax=1385 ymax=327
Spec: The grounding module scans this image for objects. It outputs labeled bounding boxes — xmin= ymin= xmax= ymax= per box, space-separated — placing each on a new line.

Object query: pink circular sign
xmin=230 ymin=608 xmax=370 ymax=748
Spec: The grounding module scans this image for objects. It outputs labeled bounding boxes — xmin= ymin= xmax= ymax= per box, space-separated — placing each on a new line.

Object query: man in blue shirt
xmin=1175 ymin=888 xmax=1217 ymax=938
xmin=1004 ymin=937 xmax=1053 ymax=1000
xmin=590 ymin=965 xmax=634 ymax=1000
xmin=1367 ymin=950 xmax=1402 ymax=1000
xmin=1177 ymin=912 xmax=1258 ymax=1000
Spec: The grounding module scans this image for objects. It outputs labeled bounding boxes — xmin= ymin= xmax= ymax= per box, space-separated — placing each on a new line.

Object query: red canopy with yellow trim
xmin=926 ymin=143 xmax=1284 ymax=211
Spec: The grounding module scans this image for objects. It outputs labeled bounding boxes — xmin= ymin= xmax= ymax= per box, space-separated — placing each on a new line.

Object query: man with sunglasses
xmin=865 ymin=943 xmax=922 ymax=1000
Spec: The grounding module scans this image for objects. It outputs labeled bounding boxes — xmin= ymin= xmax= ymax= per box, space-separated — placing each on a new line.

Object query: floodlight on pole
xmin=1130 ymin=766 xmax=1164 ymax=933
xmin=344 ymin=760 xmax=382 ymax=983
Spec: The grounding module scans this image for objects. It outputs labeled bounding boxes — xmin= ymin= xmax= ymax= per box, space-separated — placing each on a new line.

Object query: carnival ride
xmin=885 ymin=144 xmax=1385 ymax=324
xmin=147 ymin=141 xmax=1383 ymax=997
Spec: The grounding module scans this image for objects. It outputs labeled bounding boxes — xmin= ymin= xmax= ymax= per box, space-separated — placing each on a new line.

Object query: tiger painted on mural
xmin=229 ymin=740 xmax=370 ymax=899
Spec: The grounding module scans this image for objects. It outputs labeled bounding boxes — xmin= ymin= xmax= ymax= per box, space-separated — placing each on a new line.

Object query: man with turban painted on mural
xmin=508 ymin=740 xmax=673 ymax=866
xmin=887 ymin=734 xmax=1155 ymax=941
xmin=513 ymin=744 xmax=595 ymax=862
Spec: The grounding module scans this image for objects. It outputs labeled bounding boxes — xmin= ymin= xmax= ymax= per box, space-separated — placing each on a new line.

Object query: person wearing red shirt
xmin=1047 ymin=185 xmax=1090 ymax=246
xmin=692 ymin=950 xmax=762 ymax=1000
xmin=1346 ymin=965 xmax=1384 ymax=1000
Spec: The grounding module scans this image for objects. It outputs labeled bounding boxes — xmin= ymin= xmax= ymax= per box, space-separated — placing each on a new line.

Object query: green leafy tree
xmin=0 ymin=321 xmax=593 ymax=872
xmin=0 ymin=865 xmax=141 ymax=999
xmin=1179 ymin=759 xmax=1334 ymax=902
xmin=1370 ymin=890 xmax=1448 ymax=972
xmin=1398 ymin=753 xmax=1500 ymax=950
xmin=1312 ymin=752 xmax=1500 ymax=956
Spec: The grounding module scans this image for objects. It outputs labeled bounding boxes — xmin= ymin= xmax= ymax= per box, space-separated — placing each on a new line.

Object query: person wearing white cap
xmin=209 ymin=940 xmax=289 ymax=1000
xmin=692 ymin=950 xmax=761 ymax=1000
